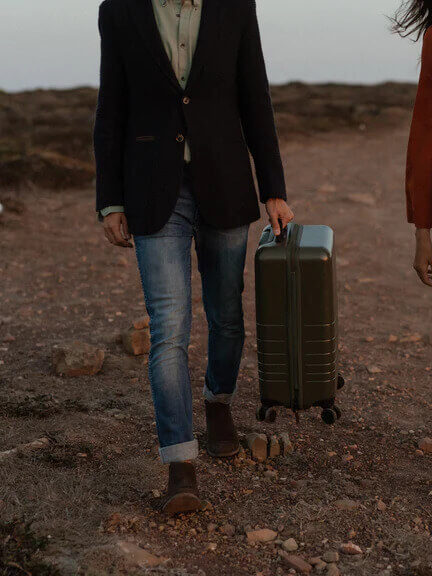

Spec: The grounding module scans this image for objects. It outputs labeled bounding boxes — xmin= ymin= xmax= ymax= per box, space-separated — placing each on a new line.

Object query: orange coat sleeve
xmin=406 ymin=27 xmax=432 ymax=229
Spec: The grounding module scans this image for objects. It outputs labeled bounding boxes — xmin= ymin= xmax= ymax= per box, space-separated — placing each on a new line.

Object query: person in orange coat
xmin=394 ymin=1 xmax=432 ymax=286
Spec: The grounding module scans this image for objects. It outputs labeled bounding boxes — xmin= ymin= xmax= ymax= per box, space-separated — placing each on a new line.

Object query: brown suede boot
xmin=205 ymin=400 xmax=240 ymax=458
xmin=160 ymin=462 xmax=202 ymax=515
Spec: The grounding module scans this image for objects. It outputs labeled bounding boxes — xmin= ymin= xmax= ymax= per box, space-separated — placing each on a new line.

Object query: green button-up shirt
xmin=100 ymin=0 xmax=202 ymax=218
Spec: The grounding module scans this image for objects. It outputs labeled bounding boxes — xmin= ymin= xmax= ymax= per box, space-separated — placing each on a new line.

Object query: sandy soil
xmin=0 ymin=117 xmax=431 ymax=576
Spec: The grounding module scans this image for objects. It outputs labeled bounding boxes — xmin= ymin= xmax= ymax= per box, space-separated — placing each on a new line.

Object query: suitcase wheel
xmin=337 ymin=374 xmax=345 ymax=390
xmin=256 ymin=405 xmax=277 ymax=423
xmin=321 ymin=407 xmax=341 ymax=425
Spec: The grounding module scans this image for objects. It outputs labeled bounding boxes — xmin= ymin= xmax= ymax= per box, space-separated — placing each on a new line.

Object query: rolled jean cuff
xmin=159 ymin=439 xmax=199 ymax=464
xmin=203 ymin=382 xmax=236 ymax=405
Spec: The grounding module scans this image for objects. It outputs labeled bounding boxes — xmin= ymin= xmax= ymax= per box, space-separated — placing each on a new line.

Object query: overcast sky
xmin=0 ymin=0 xmax=422 ymax=92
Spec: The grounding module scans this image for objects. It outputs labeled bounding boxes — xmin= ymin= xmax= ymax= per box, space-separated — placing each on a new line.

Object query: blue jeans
xmin=133 ymin=171 xmax=249 ymax=464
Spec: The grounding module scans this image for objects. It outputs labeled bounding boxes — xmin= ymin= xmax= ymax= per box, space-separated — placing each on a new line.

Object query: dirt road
xmin=0 ymin=118 xmax=431 ymax=576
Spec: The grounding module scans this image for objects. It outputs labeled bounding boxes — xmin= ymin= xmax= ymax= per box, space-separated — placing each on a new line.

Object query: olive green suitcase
xmin=255 ymin=222 xmax=344 ymax=425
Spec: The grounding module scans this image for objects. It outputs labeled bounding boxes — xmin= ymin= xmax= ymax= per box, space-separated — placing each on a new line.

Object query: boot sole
xmin=162 ymin=492 xmax=202 ymax=515
xmin=206 ymin=445 xmax=240 ymax=458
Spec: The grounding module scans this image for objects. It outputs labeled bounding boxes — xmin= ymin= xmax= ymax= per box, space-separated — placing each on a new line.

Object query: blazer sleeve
xmin=94 ymin=1 xmax=127 ymax=214
xmin=406 ymin=28 xmax=432 ymax=229
xmin=237 ymin=0 xmax=287 ymax=204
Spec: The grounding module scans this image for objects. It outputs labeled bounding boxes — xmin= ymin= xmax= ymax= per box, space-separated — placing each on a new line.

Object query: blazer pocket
xmin=135 ymin=135 xmax=155 ymax=142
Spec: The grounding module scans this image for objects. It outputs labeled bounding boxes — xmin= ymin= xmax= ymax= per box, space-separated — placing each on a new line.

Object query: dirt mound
xmin=0 ymin=82 xmax=417 ymax=192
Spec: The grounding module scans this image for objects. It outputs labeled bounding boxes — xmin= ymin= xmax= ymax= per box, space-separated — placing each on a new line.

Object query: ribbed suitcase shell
xmin=255 ymin=223 xmax=338 ymax=412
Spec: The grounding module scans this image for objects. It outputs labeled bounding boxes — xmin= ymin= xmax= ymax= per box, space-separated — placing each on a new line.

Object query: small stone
xmin=367 ymin=365 xmax=382 ymax=374
xmin=207 ymin=543 xmax=217 ymax=552
xmin=334 ymin=499 xmax=359 ymax=511
xmin=117 ymin=541 xmax=167 ymax=567
xmin=269 ymin=435 xmax=281 ymax=458
xmin=309 ymin=557 xmax=323 ymax=566
xmin=326 ymin=563 xmax=340 ymax=576
xmin=346 ymin=192 xmax=376 ymax=206
xmin=246 ymin=529 xmax=278 ymax=543
xmin=315 ymin=560 xmax=328 ymax=572
xmin=322 ymin=551 xmax=339 ymax=563
xmin=122 ymin=326 xmax=150 ymax=356
xmin=246 ymin=433 xmax=268 ymax=462
xmin=339 ymin=542 xmax=362 ymax=555
xmin=317 ymin=183 xmax=337 ymax=195
xmin=221 ymin=524 xmax=236 ymax=537
xmin=52 ymin=341 xmax=104 ymax=376
xmin=388 ymin=334 xmax=398 ymax=343
xmin=264 ymin=470 xmax=278 ymax=480
xmin=133 ymin=317 xmax=150 ymax=330
xmin=418 ymin=437 xmax=432 ymax=454
xmin=279 ymin=551 xmax=312 ymax=574
xmin=327 ymin=451 xmax=337 ymax=458
xmin=282 ymin=538 xmax=298 ymax=552
xmin=377 ymin=499 xmax=386 ymax=511
xmin=280 ymin=433 xmax=294 ymax=456
xmin=207 ymin=522 xmax=217 ymax=533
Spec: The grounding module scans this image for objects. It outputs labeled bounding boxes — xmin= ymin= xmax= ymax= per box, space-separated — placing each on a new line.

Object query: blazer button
xmin=176 ymin=134 xmax=185 ymax=143
xmin=182 ymin=96 xmax=190 ymax=105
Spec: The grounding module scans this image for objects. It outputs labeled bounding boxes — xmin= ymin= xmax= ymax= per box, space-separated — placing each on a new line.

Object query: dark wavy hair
xmin=392 ymin=0 xmax=432 ymax=40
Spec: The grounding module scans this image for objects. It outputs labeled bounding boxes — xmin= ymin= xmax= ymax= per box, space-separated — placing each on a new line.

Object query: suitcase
xmin=254 ymin=222 xmax=344 ymax=425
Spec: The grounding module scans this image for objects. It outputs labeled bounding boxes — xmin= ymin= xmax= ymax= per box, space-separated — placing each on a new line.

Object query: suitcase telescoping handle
xmin=275 ymin=219 xmax=289 ymax=244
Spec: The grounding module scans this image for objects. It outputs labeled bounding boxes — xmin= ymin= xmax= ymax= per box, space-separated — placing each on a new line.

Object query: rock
xmin=346 ymin=192 xmax=376 ymax=206
xmin=367 ymin=365 xmax=382 ymax=375
xmin=280 ymin=433 xmax=294 ymax=456
xmin=246 ymin=433 xmax=268 ymax=462
xmin=326 ymin=564 xmax=340 ymax=576
xmin=221 ymin=524 xmax=236 ymax=537
xmin=282 ymin=538 xmax=298 ymax=552
xmin=133 ymin=317 xmax=150 ymax=330
xmin=315 ymin=560 xmax=328 ymax=572
xmin=377 ymin=499 xmax=387 ymax=511
xmin=418 ymin=437 xmax=432 ymax=454
xmin=122 ymin=326 xmax=150 ymax=356
xmin=207 ymin=523 xmax=217 ymax=533
xmin=309 ymin=557 xmax=323 ymax=566
xmin=388 ymin=334 xmax=398 ymax=343
xmin=334 ymin=499 xmax=359 ymax=511
xmin=279 ymin=551 xmax=312 ymax=574
xmin=339 ymin=542 xmax=362 ymax=555
xmin=322 ymin=551 xmax=339 ymax=563
xmin=207 ymin=543 xmax=217 ymax=551
xmin=269 ymin=435 xmax=281 ymax=458
xmin=52 ymin=341 xmax=104 ymax=376
xmin=317 ymin=184 xmax=337 ymax=195
xmin=117 ymin=541 xmax=167 ymax=568
xmin=246 ymin=529 xmax=278 ymax=543
xmin=264 ymin=470 xmax=278 ymax=480
xmin=0 ymin=436 xmax=50 ymax=461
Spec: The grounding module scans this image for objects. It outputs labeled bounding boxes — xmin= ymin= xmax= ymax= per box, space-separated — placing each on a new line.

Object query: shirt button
xmin=183 ymin=96 xmax=190 ymax=105
xmin=176 ymin=134 xmax=185 ymax=143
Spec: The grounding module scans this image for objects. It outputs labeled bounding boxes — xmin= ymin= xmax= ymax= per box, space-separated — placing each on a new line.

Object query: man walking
xmin=94 ymin=0 xmax=293 ymax=513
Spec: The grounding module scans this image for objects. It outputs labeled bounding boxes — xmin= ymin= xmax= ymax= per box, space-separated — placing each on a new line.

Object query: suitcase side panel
xmin=296 ymin=226 xmax=338 ymax=409
xmin=255 ymin=236 xmax=293 ymax=408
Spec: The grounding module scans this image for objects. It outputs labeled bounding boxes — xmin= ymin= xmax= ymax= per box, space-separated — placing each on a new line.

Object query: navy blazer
xmin=94 ymin=0 xmax=287 ymax=235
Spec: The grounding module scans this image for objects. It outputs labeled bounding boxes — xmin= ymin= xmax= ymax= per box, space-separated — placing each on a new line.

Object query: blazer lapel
xmin=127 ymin=0 xmax=183 ymax=93
xmin=186 ymin=0 xmax=221 ymax=92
